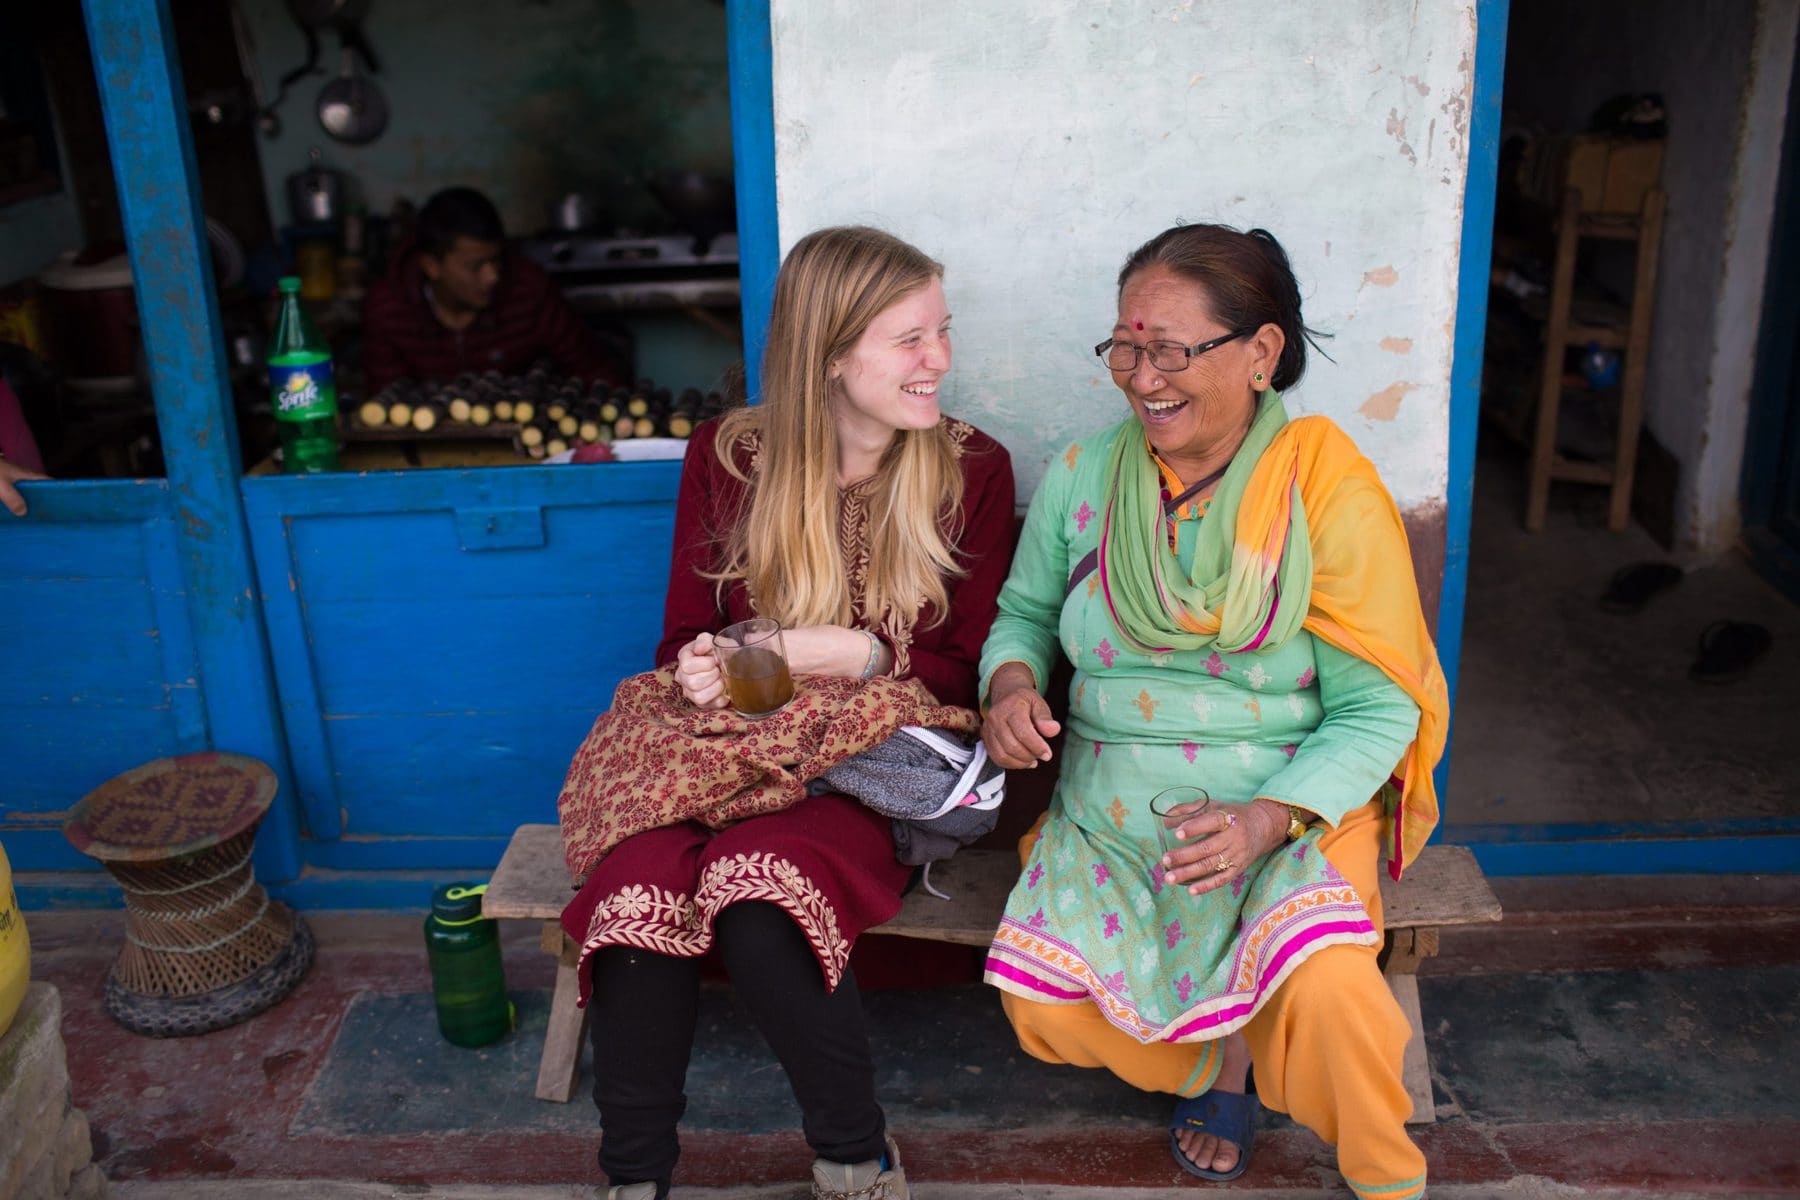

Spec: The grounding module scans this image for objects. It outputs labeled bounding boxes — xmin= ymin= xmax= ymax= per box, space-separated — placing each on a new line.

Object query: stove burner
xmin=519 ymin=232 xmax=741 ymax=313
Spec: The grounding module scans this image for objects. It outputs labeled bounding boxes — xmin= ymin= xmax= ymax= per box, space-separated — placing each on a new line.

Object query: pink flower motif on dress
xmin=1092 ymin=862 xmax=1111 ymax=887
xmin=1175 ymin=972 xmax=1195 ymax=1003
xmin=1182 ymin=741 xmax=1199 ymax=763
xmin=1093 ymin=741 xmax=1103 ymax=758
xmin=1292 ymin=843 xmax=1309 ymax=863
xmin=1102 ymin=911 xmax=1122 ymax=939
xmin=1296 ymin=666 xmax=1316 ymax=687
xmin=1095 ymin=638 xmax=1118 ymax=668
xmin=1282 ymin=743 xmax=1299 ymax=759
xmin=1164 ymin=919 xmax=1185 ymax=949
xmin=1205 ymin=652 xmax=1229 ymax=677
xmin=1027 ymin=863 xmax=1045 ymax=889
xmin=1028 ymin=907 xmax=1047 ymax=929
xmin=1231 ymin=873 xmax=1247 ymax=898
xmin=1102 ymin=970 xmax=1128 ymax=993
xmin=1074 ymin=500 xmax=1095 ymax=532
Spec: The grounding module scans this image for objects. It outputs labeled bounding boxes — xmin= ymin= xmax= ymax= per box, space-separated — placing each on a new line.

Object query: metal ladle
xmin=316 ymin=45 xmax=387 ymax=145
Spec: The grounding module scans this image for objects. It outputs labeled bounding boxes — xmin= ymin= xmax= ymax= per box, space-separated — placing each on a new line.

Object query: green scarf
xmin=1098 ymin=390 xmax=1313 ymax=654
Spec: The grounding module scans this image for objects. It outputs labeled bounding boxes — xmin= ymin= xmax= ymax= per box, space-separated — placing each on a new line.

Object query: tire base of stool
xmin=104 ymin=912 xmax=315 ymax=1037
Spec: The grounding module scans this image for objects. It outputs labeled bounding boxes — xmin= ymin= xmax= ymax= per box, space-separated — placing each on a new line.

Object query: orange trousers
xmin=999 ymin=799 xmax=1426 ymax=1200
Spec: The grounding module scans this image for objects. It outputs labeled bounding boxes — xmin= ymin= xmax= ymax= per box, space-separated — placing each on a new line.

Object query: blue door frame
xmin=33 ymin=0 xmax=1788 ymax=897
xmin=80 ymin=0 xmax=302 ymax=882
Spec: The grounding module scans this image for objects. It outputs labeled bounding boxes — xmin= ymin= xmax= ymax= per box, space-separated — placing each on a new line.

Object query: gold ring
xmin=1214 ymin=855 xmax=1234 ymax=874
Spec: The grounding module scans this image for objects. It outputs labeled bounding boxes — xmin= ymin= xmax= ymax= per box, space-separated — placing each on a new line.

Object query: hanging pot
xmin=287 ymin=147 xmax=345 ymax=224
xmin=316 ymin=46 xmax=388 ymax=145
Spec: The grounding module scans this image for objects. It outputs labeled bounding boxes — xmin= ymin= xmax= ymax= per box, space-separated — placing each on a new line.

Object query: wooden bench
xmin=484 ymin=824 xmax=1500 ymax=1121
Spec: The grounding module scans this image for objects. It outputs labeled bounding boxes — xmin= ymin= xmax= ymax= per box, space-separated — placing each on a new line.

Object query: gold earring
xmin=1254 ymin=372 xmax=1265 ymax=386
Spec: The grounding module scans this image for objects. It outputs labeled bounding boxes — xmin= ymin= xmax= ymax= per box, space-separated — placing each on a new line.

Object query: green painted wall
xmin=240 ymin=0 xmax=732 ymax=237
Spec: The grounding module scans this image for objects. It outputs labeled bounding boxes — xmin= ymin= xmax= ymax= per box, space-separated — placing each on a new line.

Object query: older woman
xmin=979 ymin=223 xmax=1447 ymax=1200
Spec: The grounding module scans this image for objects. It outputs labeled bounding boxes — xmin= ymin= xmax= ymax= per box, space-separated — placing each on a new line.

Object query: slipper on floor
xmin=1600 ymin=562 xmax=1683 ymax=613
xmin=1690 ymin=620 xmax=1771 ymax=684
xmin=1169 ymin=1079 xmax=1259 ymax=1182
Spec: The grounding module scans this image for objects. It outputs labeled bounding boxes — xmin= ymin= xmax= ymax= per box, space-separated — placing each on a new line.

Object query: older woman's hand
xmin=981 ymin=662 xmax=1061 ymax=768
xmin=1159 ymin=798 xmax=1292 ymax=896
xmin=674 ymin=633 xmax=730 ymax=709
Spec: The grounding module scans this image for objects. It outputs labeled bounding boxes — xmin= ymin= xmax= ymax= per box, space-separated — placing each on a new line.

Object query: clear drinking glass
xmin=715 ymin=618 xmax=795 ymax=718
xmin=1149 ymin=786 xmax=1212 ymax=859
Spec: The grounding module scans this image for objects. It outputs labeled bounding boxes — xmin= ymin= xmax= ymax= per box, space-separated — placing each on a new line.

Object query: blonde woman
xmin=561 ymin=226 xmax=1016 ymax=1200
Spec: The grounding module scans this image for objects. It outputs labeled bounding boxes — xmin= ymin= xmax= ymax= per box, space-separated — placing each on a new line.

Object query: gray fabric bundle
xmin=810 ymin=726 xmax=1005 ymax=868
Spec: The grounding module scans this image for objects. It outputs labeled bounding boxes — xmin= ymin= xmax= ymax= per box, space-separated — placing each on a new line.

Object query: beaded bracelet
xmin=859 ymin=630 xmax=884 ymax=680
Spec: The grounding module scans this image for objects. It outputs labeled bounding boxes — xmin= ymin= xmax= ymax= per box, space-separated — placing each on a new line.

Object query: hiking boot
xmin=810 ymin=1134 xmax=909 ymax=1199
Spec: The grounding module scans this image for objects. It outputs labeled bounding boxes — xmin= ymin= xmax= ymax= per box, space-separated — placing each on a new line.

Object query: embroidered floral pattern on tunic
xmin=580 ymin=883 xmax=703 ymax=959
xmin=837 ymin=417 xmax=979 ymax=686
xmin=696 ymin=851 xmax=853 ymax=987
xmin=578 ymin=851 xmax=853 ymax=990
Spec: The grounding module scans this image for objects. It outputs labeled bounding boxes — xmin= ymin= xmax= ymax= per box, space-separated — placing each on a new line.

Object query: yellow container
xmin=0 ymin=837 xmax=28 ymax=1038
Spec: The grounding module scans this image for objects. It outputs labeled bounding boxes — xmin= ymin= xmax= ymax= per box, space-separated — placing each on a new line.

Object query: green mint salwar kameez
xmin=980 ymin=420 xmax=1421 ymax=1042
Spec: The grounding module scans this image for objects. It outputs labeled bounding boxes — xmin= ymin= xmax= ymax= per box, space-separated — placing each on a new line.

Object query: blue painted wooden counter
xmin=4 ymin=462 xmax=680 ymax=906
xmin=0 ymin=480 xmax=206 ymax=875
xmin=242 ymin=461 xmax=680 ymax=872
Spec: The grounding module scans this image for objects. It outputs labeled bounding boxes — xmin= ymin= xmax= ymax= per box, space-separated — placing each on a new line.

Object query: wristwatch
xmin=1284 ymin=804 xmax=1312 ymax=841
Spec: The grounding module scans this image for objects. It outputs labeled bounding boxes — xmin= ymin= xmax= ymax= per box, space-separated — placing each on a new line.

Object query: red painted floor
xmin=25 ymin=872 xmax=1800 ymax=1194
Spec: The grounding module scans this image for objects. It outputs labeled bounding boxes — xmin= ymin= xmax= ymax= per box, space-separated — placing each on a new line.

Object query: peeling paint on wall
xmin=1380 ymin=337 xmax=1414 ymax=354
xmin=1361 ymin=382 xmax=1419 ymax=421
xmin=770 ymin=0 xmax=1477 ymax=512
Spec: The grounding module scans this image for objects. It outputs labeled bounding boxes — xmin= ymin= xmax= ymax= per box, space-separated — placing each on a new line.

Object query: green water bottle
xmin=423 ymin=882 xmax=513 ymax=1048
xmin=268 ymin=275 xmax=340 ymax=473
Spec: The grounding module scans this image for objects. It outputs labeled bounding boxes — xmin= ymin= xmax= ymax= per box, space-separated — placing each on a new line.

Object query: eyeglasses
xmin=1094 ymin=327 xmax=1256 ymax=373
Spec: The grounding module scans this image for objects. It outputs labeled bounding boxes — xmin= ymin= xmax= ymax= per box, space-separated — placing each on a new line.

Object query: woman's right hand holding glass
xmin=981 ymin=663 xmax=1061 ymax=768
xmin=674 ymin=632 xmax=729 ymax=709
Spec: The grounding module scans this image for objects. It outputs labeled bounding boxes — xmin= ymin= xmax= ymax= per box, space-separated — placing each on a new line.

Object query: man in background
xmin=361 ymin=186 xmax=623 ymax=395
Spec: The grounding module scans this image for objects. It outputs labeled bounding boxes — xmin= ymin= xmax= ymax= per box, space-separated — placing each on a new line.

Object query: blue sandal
xmin=1168 ymin=1075 xmax=1260 ymax=1182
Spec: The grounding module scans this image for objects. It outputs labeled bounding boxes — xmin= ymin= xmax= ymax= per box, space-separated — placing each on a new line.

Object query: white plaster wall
xmin=1698 ymin=0 xmax=1799 ymax=551
xmin=769 ymin=0 xmax=1481 ymax=510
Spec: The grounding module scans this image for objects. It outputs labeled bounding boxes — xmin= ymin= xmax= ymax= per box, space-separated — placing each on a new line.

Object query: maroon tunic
xmin=561 ymin=414 xmax=1016 ymax=997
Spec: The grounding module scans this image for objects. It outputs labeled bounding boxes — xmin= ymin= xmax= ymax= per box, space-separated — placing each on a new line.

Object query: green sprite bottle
xmin=268 ymin=275 xmax=339 ymax=473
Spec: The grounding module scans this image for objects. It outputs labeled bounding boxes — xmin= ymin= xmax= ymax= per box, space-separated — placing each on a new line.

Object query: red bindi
xmin=1134 ymin=321 xmax=1144 ymax=331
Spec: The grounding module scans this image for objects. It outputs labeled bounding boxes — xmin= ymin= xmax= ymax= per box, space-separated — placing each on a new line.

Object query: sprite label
xmin=271 ymin=358 xmax=337 ymax=422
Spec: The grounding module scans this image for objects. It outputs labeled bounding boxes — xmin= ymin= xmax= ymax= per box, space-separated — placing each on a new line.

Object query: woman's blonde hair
xmin=710 ymin=225 xmax=965 ymax=630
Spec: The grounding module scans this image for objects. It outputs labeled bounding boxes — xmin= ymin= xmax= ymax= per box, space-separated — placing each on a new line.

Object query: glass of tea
xmin=1149 ymin=785 xmax=1211 ymax=860
xmin=715 ymin=618 xmax=795 ymax=718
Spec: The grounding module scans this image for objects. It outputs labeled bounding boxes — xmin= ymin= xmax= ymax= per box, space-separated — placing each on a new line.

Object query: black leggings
xmin=586 ymin=901 xmax=887 ymax=1193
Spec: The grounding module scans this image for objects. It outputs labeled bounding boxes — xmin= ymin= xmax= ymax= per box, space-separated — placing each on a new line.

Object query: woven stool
xmin=64 ymin=751 xmax=314 ymax=1036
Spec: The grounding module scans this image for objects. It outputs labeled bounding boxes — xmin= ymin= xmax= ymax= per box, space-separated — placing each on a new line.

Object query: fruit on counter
xmin=571 ymin=441 xmax=616 ymax=463
xmin=354 ymin=365 xmax=738 ymax=443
